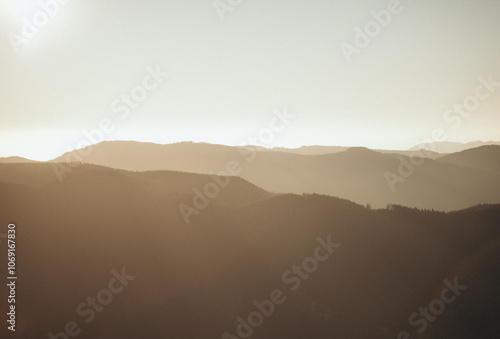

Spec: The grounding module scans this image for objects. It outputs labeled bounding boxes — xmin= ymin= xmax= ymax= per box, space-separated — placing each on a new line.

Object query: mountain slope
xmin=437 ymin=145 xmax=500 ymax=175
xmin=0 ymin=163 xmax=274 ymax=211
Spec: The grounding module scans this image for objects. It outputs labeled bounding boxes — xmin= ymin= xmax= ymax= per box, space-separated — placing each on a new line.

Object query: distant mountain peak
xmin=411 ymin=140 xmax=500 ymax=153
xmin=344 ymin=146 xmax=376 ymax=154
xmin=0 ymin=156 xmax=38 ymax=163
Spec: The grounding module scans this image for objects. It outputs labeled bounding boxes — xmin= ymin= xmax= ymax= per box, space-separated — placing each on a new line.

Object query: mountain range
xmin=32 ymin=141 xmax=500 ymax=211
xmin=0 ymin=162 xmax=499 ymax=338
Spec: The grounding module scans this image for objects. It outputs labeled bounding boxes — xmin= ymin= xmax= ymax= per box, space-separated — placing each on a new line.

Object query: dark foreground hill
xmin=0 ymin=164 xmax=499 ymax=338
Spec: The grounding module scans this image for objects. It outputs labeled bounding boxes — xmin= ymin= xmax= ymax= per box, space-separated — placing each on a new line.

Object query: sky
xmin=0 ymin=0 xmax=499 ymax=160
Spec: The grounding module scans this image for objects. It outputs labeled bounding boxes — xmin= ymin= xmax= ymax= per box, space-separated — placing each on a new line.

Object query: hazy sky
xmin=1 ymin=0 xmax=499 ymax=160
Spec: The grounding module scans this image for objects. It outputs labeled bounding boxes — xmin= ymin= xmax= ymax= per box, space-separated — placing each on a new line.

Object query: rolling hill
xmin=437 ymin=145 xmax=500 ymax=175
